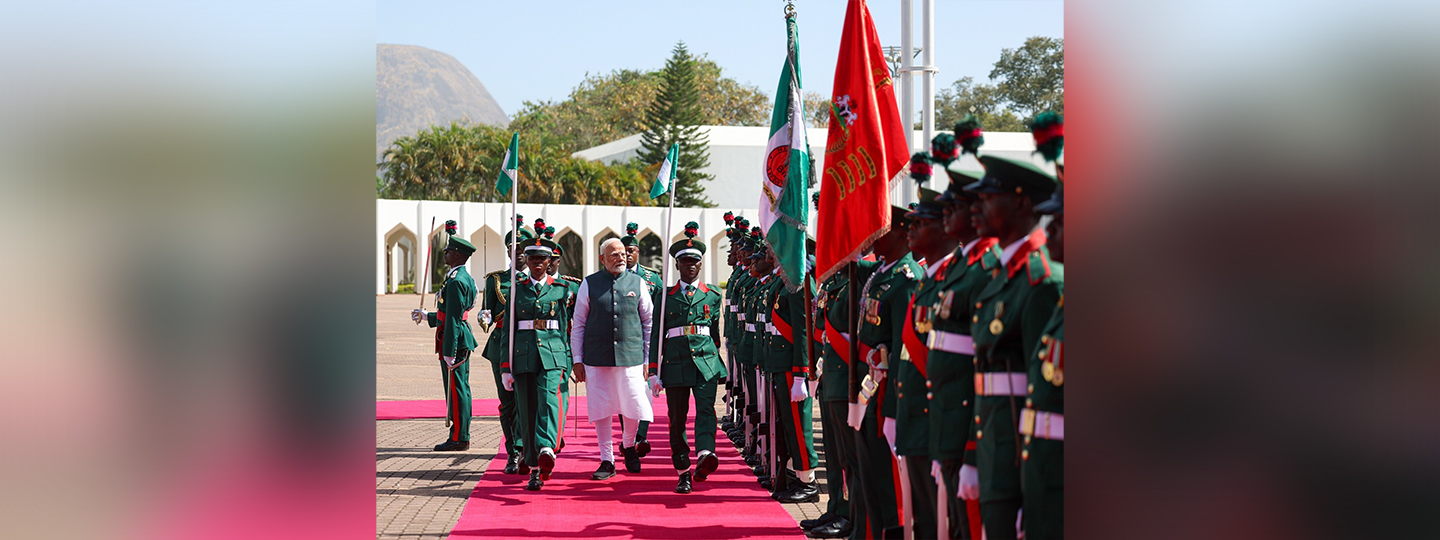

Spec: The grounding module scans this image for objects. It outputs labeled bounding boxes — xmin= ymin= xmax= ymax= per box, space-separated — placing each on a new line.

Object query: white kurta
xmin=570 ymin=272 xmax=655 ymax=423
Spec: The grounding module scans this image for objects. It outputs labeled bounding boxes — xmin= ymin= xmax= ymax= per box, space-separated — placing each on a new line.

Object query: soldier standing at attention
xmin=754 ymin=233 xmax=820 ymax=505
xmin=930 ymin=164 xmax=1000 ymax=540
xmin=649 ymin=223 xmax=726 ymax=494
xmin=620 ymin=222 xmax=662 ymax=457
xmin=852 ymin=206 xmax=921 ymax=539
xmin=724 ymin=219 xmax=756 ymax=449
xmin=1020 ymin=114 xmax=1064 ymax=539
xmin=743 ymin=228 xmax=781 ymax=490
xmin=497 ymin=234 xmax=572 ymax=491
xmin=963 ymin=155 xmax=1061 ymax=540
xmin=411 ymin=236 xmax=480 ymax=452
xmin=479 ymin=216 xmax=532 ymax=473
xmin=895 ymin=189 xmax=953 ymax=537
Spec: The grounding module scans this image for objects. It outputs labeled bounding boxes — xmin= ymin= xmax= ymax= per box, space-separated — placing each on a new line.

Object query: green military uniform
xmin=423 ymin=238 xmax=479 ymax=445
xmin=814 ymin=260 xmax=878 ymax=535
xmin=963 ymin=155 xmax=1062 ymax=540
xmin=480 ymin=221 xmax=534 ymax=462
xmin=855 ymin=244 xmax=922 ymax=539
xmin=1022 ymin=119 xmax=1064 ymax=539
xmin=498 ymin=238 xmax=572 ymax=475
xmin=758 ymin=258 xmax=818 ymax=486
xmin=650 ymin=228 xmax=727 ymax=485
xmin=738 ymin=233 xmax=767 ymax=460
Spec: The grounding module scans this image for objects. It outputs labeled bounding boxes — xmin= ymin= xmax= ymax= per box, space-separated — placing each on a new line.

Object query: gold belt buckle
xmin=1019 ymin=408 xmax=1036 ymax=436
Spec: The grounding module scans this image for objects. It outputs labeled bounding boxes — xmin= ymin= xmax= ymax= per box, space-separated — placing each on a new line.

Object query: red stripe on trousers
xmin=450 ymin=369 xmax=461 ymax=441
xmin=786 ymin=373 xmax=810 ymax=471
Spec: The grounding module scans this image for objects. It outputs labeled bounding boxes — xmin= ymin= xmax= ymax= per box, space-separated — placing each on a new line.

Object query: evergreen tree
xmin=636 ymin=42 xmax=715 ymax=207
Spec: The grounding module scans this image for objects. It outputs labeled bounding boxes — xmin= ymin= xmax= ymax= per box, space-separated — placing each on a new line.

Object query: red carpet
xmin=447 ymin=394 xmax=806 ymax=539
xmin=376 ymin=397 xmax=593 ymax=420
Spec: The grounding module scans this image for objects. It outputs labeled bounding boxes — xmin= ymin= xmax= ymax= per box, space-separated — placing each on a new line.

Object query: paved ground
xmin=377 ymin=293 xmax=835 ymax=539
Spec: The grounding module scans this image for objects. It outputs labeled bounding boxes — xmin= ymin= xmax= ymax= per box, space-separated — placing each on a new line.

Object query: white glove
xmin=882 ymin=417 xmax=898 ymax=457
xmin=443 ymin=355 xmax=457 ymax=367
xmin=411 ymin=309 xmax=427 ymax=324
xmin=1017 ymin=509 xmax=1025 ymax=539
xmin=501 ymin=372 xmax=514 ymax=391
xmin=932 ymin=460 xmax=945 ymax=487
xmin=648 ymin=375 xmax=662 ymax=396
xmin=478 ymin=309 xmax=493 ymax=326
xmin=959 ymin=464 xmax=980 ymax=500
xmin=790 ymin=377 xmax=808 ymax=401
xmin=808 ymin=378 xmax=819 ymax=399
xmin=846 ymin=402 xmax=865 ymax=430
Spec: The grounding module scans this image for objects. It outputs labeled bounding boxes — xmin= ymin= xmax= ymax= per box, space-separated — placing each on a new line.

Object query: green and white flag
xmin=650 ymin=143 xmax=678 ymax=199
xmin=760 ymin=13 xmax=810 ymax=292
xmin=495 ymin=132 xmax=519 ymax=196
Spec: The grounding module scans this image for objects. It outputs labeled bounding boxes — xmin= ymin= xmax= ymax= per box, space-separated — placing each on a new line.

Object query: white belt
xmin=1019 ymin=408 xmax=1064 ymax=441
xmin=765 ymin=323 xmax=782 ymax=336
xmin=666 ymin=325 xmax=711 ymax=338
xmin=928 ymin=330 xmax=974 ymax=355
xmin=729 ymin=305 xmax=740 ymax=312
xmin=737 ymin=313 xmax=747 ymax=321
xmin=975 ymin=372 xmax=1028 ymax=396
xmin=517 ymin=320 xmax=559 ymax=330
xmin=755 ymin=314 xmax=768 ymax=322
xmin=745 ymin=323 xmax=757 ymax=332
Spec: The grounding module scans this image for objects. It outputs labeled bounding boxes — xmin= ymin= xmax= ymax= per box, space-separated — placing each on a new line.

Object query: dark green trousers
xmin=441 ymin=350 xmax=472 ymax=442
xmin=665 ymin=377 xmax=719 ymax=471
xmin=980 ymin=499 xmax=1021 ymax=540
xmin=769 ymin=373 xmax=818 ymax=472
xmin=853 ymin=402 xmax=899 ymax=539
xmin=819 ymin=399 xmax=853 ymax=519
xmin=514 ymin=368 xmax=562 ymax=467
xmin=487 ymin=359 xmax=518 ymax=454
xmin=903 ymin=454 xmax=938 ymax=539
xmin=938 ymin=459 xmax=975 ymax=539
xmin=1021 ymin=438 xmax=1063 ymax=539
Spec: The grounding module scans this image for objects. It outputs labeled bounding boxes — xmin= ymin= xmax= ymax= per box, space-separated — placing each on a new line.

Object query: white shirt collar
xmin=446 ymin=264 xmax=465 ymax=278
xmin=925 ymin=253 xmax=954 ymax=278
xmin=961 ymin=241 xmax=980 ymax=258
xmin=1000 ymin=234 xmax=1032 ymax=267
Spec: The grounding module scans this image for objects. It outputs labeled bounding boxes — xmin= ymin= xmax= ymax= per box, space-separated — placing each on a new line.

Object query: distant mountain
xmin=376 ymin=44 xmax=508 ymax=163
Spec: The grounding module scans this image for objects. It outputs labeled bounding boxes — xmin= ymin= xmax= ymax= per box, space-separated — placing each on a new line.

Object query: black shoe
xmin=538 ymin=449 xmax=556 ymax=481
xmin=433 ymin=440 xmax=469 ymax=452
xmin=503 ymin=454 xmax=520 ymax=475
xmin=809 ymin=517 xmax=852 ymax=538
xmin=636 ymin=438 xmax=651 ymax=458
xmin=518 ymin=460 xmax=530 ymax=475
xmin=525 ymin=470 xmax=543 ymax=491
xmin=759 ymin=477 xmax=773 ymax=491
xmin=591 ymin=460 xmax=616 ymax=480
xmin=695 ymin=452 xmax=719 ymax=482
xmin=674 ymin=471 xmax=693 ymax=494
xmin=745 ymin=454 xmax=762 ymax=468
xmin=621 ymin=445 xmax=641 ymax=473
xmin=751 ymin=462 xmax=767 ymax=476
xmin=777 ymin=481 xmax=820 ymax=503
xmin=800 ymin=513 xmax=836 ymax=531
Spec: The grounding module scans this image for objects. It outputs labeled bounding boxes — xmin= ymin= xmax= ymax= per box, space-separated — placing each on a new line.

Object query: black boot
xmin=636 ymin=438 xmax=651 ymax=458
xmin=674 ymin=471 xmax=693 ymax=494
xmin=433 ymin=440 xmax=469 ymax=452
xmin=517 ymin=459 xmax=530 ymax=475
xmin=525 ymin=470 xmax=543 ymax=491
xmin=800 ymin=513 xmax=836 ymax=531
xmin=695 ymin=452 xmax=719 ymax=482
xmin=621 ymin=445 xmax=641 ymax=473
xmin=810 ymin=516 xmax=853 ymax=538
xmin=777 ymin=480 xmax=820 ymax=503
xmin=503 ymin=454 xmax=520 ymax=475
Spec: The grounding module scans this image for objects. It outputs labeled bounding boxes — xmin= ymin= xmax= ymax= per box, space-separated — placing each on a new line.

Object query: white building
xmin=378 ymin=126 xmax=1048 ymax=295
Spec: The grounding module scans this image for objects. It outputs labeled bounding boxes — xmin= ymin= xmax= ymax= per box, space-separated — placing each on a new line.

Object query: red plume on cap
xmin=515 ymin=214 xmax=525 ymax=228
xmin=625 ymin=222 xmax=639 ymax=236
xmin=723 ymin=212 xmax=735 ymax=224
xmin=533 ymin=218 xmax=546 ymax=232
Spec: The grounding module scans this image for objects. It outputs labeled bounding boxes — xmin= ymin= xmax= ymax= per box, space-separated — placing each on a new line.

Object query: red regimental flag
xmin=815 ymin=0 xmax=910 ymax=282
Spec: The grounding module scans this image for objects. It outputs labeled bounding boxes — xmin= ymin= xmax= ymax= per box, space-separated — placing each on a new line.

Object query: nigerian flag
xmin=495 ymin=132 xmax=518 ymax=196
xmin=650 ymin=143 xmax=678 ymax=199
xmin=759 ymin=13 xmax=810 ymax=292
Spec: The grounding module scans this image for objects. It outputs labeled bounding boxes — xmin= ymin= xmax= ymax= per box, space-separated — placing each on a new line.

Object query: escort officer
xmin=497 ymin=234 xmax=572 ymax=491
xmin=648 ymin=223 xmax=727 ymax=494
xmin=478 ymin=216 xmax=532 ymax=472
xmin=411 ymin=236 xmax=480 ymax=452
xmin=929 ymin=165 xmax=1000 ymax=540
xmin=541 ymin=223 xmax=582 ymax=454
xmin=620 ymin=221 xmax=662 ymax=457
xmin=963 ymin=155 xmax=1061 ymax=540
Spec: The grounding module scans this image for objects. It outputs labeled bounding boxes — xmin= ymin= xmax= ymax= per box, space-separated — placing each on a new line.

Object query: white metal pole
xmin=922 ymin=0 xmax=936 ymax=182
xmin=655 ymin=155 xmax=676 ymax=389
xmin=506 ymin=171 xmax=518 ymax=391
xmin=900 ymin=0 xmax=916 ymax=209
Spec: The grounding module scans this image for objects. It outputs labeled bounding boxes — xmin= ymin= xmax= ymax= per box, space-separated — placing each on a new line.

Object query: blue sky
xmin=377 ymin=0 xmax=1063 ymax=120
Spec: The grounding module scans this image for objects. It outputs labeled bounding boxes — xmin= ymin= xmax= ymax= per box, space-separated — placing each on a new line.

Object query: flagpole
xmin=506 ymin=162 xmax=519 ymax=391
xmin=654 ymin=145 xmax=678 ymax=392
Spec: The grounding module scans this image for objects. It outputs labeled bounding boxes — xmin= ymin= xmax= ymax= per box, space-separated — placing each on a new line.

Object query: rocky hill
xmin=376 ymin=44 xmax=508 ymax=163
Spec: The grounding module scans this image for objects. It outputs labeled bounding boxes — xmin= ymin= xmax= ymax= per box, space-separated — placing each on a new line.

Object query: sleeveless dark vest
xmin=582 ymin=269 xmax=645 ymax=367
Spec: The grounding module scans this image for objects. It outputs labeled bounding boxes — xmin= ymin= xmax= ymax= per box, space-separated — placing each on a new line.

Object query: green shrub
xmin=395 ymin=283 xmax=415 ymax=294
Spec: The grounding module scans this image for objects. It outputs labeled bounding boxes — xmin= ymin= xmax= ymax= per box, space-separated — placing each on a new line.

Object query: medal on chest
xmin=937 ymin=290 xmax=955 ymax=319
xmin=915 ymin=305 xmax=933 ymax=334
xmin=989 ymin=301 xmax=1006 ymax=335
xmin=1039 ymin=334 xmax=1063 ymax=386
xmin=864 ymin=299 xmax=881 ymax=325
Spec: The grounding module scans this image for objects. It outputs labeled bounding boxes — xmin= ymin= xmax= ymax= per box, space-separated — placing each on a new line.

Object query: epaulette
xmin=1027 ymin=250 xmax=1053 ymax=285
xmin=898 ymin=263 xmax=916 ymax=280
xmin=640 ymin=264 xmax=660 ymax=276
xmin=979 ymin=249 xmax=1000 ymax=271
